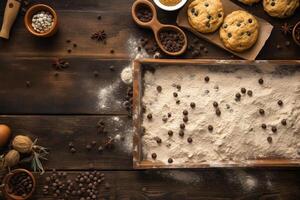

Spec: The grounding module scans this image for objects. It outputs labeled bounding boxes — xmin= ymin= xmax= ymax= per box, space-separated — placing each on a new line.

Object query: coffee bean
xmin=168 ymin=130 xmax=173 ymax=136
xmin=147 ymin=113 xmax=152 ymax=120
xmin=247 ymin=90 xmax=253 ymax=96
xmin=168 ymin=158 xmax=173 ymax=163
xmin=190 ymin=102 xmax=196 ymax=108
xmin=277 ymin=100 xmax=283 ymax=106
xmin=259 ymin=109 xmax=265 ymax=115
xmin=267 ymin=136 xmax=272 ymax=143
xmin=216 ymin=108 xmax=221 ymax=116
xmin=258 ymin=78 xmax=264 ymax=84
xmin=187 ymin=137 xmax=193 ymax=143
xmin=173 ymin=92 xmax=178 ymax=97
xmin=271 ymin=126 xmax=277 ymax=133
xmin=281 ymin=119 xmax=287 ymax=126
xmin=241 ymin=88 xmax=246 ymax=94
xmin=179 ymin=130 xmax=184 ymax=137
xmin=261 ymin=124 xmax=267 ymax=129
xmin=213 ymin=101 xmax=218 ymax=108
xmin=156 ymin=86 xmax=162 ymax=92
xmin=180 ymin=123 xmax=185 ymax=129
xmin=183 ymin=116 xmax=188 ymax=123
xmin=208 ymin=125 xmax=213 ymax=131
xmin=151 ymin=153 xmax=157 ymax=159
xmin=204 ymin=76 xmax=210 ymax=82
xmin=183 ymin=110 xmax=188 ymax=115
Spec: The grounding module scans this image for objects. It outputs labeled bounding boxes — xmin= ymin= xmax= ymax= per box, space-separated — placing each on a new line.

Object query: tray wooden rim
xmin=133 ymin=59 xmax=300 ymax=169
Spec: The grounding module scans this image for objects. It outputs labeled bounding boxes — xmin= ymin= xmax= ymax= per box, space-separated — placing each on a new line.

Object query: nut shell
xmin=4 ymin=150 xmax=20 ymax=167
xmin=12 ymin=135 xmax=33 ymax=154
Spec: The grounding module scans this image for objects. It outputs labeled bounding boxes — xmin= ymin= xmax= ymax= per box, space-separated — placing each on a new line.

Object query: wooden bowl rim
xmin=292 ymin=21 xmax=300 ymax=46
xmin=2 ymin=169 xmax=36 ymax=200
xmin=24 ymin=4 xmax=58 ymax=37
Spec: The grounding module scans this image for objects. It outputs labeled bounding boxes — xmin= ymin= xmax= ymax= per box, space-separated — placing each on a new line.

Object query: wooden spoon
xmin=0 ymin=0 xmax=21 ymax=39
xmin=131 ymin=0 xmax=187 ymax=56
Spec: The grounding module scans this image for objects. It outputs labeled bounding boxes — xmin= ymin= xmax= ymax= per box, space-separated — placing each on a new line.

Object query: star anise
xmin=52 ymin=58 xmax=69 ymax=70
xmin=91 ymin=30 xmax=107 ymax=43
xmin=281 ymin=23 xmax=293 ymax=35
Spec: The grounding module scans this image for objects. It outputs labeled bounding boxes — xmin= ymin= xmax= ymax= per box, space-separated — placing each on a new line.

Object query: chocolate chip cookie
xmin=188 ymin=0 xmax=224 ymax=33
xmin=219 ymin=10 xmax=259 ymax=52
xmin=238 ymin=0 xmax=261 ymax=5
xmin=263 ymin=0 xmax=299 ymax=18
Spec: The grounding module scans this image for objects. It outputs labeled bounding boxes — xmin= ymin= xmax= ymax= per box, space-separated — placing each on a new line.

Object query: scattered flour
xmin=159 ymin=170 xmax=201 ymax=184
xmin=121 ymin=67 xmax=133 ymax=85
xmin=97 ymin=80 xmax=121 ymax=109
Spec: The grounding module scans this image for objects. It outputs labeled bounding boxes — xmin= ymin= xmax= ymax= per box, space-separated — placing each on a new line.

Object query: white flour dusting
xmin=121 ymin=67 xmax=133 ymax=85
xmin=159 ymin=170 xmax=201 ymax=184
xmin=97 ymin=80 xmax=121 ymax=109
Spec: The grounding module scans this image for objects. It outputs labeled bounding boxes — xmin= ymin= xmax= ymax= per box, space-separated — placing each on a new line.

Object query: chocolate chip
xmin=237 ymin=22 xmax=241 ymax=27
xmin=183 ymin=116 xmax=188 ymax=123
xmin=204 ymin=76 xmax=210 ymax=82
xmin=247 ymin=32 xmax=251 ymax=36
xmin=176 ymin=85 xmax=181 ymax=91
xmin=156 ymin=86 xmax=162 ymax=92
xmin=271 ymin=2 xmax=275 ymax=6
xmin=168 ymin=113 xmax=172 ymax=118
xmin=183 ymin=110 xmax=188 ymax=115
xmin=259 ymin=109 xmax=265 ymax=115
xmin=241 ymin=88 xmax=246 ymax=94
xmin=156 ymin=137 xmax=162 ymax=144
xmin=216 ymin=108 xmax=221 ymax=116
xmin=147 ymin=113 xmax=152 ymax=120
xmin=180 ymin=123 xmax=185 ymax=129
xmin=218 ymin=13 xmax=222 ymax=18
xmin=173 ymin=92 xmax=178 ymax=97
xmin=261 ymin=124 xmax=267 ymax=129
xmin=213 ymin=101 xmax=218 ymax=108
xmin=176 ymin=100 xmax=180 ymax=104
xmin=179 ymin=130 xmax=184 ymax=137
xmin=190 ymin=102 xmax=196 ymax=108
xmin=208 ymin=125 xmax=213 ymax=131
xmin=258 ymin=78 xmax=264 ymax=84
xmin=277 ymin=100 xmax=283 ymax=106
xmin=248 ymin=18 xmax=253 ymax=23
xmin=168 ymin=158 xmax=173 ymax=163
xmin=247 ymin=90 xmax=253 ymax=96
xmin=187 ymin=137 xmax=193 ymax=143
xmin=162 ymin=115 xmax=168 ymax=122
xmin=281 ymin=119 xmax=287 ymax=126
xmin=228 ymin=33 xmax=232 ymax=38
xmin=152 ymin=153 xmax=157 ymax=159
xmin=236 ymin=93 xmax=241 ymax=100
xmin=204 ymin=2 xmax=209 ymax=7
xmin=271 ymin=126 xmax=277 ymax=133
xmin=223 ymin=24 xmax=228 ymax=29
xmin=267 ymin=136 xmax=272 ymax=143
xmin=168 ymin=130 xmax=173 ymax=136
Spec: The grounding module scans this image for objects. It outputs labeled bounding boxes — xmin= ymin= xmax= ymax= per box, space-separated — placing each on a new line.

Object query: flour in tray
xmin=141 ymin=65 xmax=300 ymax=165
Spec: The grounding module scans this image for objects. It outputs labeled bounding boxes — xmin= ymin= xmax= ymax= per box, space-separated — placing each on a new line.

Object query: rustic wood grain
xmin=0 ymin=115 xmax=133 ymax=170
xmin=0 ymin=57 xmax=130 ymax=114
xmin=30 ymin=170 xmax=300 ymax=200
xmin=0 ymin=0 xmax=299 ymax=59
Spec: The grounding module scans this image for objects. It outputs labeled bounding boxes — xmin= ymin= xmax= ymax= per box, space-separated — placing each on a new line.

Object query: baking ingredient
xmin=12 ymin=135 xmax=49 ymax=174
xmin=0 ymin=124 xmax=11 ymax=147
xmin=159 ymin=29 xmax=185 ymax=53
xmin=160 ymin=0 xmax=182 ymax=6
xmin=91 ymin=30 xmax=107 ymax=43
xmin=121 ymin=67 xmax=133 ymax=85
xmin=31 ymin=11 xmax=54 ymax=33
xmin=281 ymin=22 xmax=293 ymax=35
xmin=4 ymin=150 xmax=20 ymax=167
xmin=142 ymin=64 xmax=300 ymax=165
xmin=136 ymin=4 xmax=153 ymax=22
xmin=7 ymin=171 xmax=34 ymax=197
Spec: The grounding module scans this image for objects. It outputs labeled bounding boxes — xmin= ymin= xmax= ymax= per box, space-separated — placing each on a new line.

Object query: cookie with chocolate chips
xmin=263 ymin=0 xmax=299 ymax=18
xmin=220 ymin=10 xmax=259 ymax=52
xmin=188 ymin=0 xmax=224 ymax=33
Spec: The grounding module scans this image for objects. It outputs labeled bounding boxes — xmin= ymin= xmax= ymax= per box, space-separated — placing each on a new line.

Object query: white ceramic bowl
xmin=153 ymin=0 xmax=188 ymax=11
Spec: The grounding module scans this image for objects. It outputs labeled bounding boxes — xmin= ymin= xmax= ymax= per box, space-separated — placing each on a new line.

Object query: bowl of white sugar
xmin=25 ymin=4 xmax=58 ymax=37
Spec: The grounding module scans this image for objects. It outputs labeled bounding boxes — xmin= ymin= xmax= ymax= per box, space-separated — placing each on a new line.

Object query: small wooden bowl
xmin=292 ymin=21 xmax=300 ymax=46
xmin=131 ymin=0 xmax=187 ymax=56
xmin=24 ymin=4 xmax=58 ymax=37
xmin=2 ymin=169 xmax=36 ymax=200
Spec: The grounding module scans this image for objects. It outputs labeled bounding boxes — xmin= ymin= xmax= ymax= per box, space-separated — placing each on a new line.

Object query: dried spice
xmin=7 ymin=171 xmax=34 ymax=197
xmin=281 ymin=23 xmax=293 ymax=35
xmin=52 ymin=58 xmax=69 ymax=71
xmin=91 ymin=30 xmax=107 ymax=43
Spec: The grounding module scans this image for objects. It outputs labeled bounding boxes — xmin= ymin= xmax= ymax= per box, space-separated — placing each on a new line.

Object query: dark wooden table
xmin=0 ymin=0 xmax=299 ymax=199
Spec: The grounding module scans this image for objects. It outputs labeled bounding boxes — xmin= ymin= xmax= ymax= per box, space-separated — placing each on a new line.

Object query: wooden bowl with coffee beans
xmin=1 ymin=169 xmax=36 ymax=200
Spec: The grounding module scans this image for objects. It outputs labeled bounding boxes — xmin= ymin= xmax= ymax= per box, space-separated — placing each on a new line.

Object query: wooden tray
xmin=133 ymin=59 xmax=300 ymax=169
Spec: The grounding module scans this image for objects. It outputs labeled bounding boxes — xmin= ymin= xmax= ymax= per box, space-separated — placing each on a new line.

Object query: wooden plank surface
xmin=0 ymin=116 xmax=133 ymax=170
xmin=31 ymin=170 xmax=300 ymax=200
xmin=0 ymin=57 xmax=130 ymax=114
xmin=0 ymin=0 xmax=299 ymax=59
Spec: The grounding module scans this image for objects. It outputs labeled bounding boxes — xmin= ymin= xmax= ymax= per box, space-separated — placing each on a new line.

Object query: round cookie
xmin=263 ymin=0 xmax=299 ymax=18
xmin=187 ymin=0 xmax=224 ymax=33
xmin=238 ymin=0 xmax=261 ymax=5
xmin=219 ymin=10 xmax=259 ymax=52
